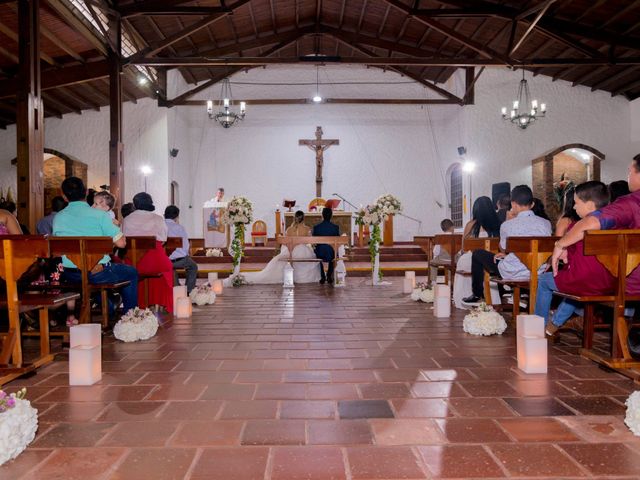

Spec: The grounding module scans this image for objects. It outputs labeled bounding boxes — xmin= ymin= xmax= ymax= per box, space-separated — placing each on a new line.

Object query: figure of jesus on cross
xmin=299 ymin=126 xmax=339 ymax=198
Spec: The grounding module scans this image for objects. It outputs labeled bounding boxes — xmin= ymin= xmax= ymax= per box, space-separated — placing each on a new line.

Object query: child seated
xmin=430 ymin=218 xmax=454 ymax=284
xmin=534 ymin=181 xmax=613 ymax=336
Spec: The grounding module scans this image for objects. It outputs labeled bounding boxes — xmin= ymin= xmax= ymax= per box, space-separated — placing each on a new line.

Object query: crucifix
xmin=299 ymin=126 xmax=339 ymax=197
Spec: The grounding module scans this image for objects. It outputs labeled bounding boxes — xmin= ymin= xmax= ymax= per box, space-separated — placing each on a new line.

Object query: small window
xmin=450 ymin=164 xmax=463 ymax=228
xmin=171 ymin=181 xmax=179 ymax=205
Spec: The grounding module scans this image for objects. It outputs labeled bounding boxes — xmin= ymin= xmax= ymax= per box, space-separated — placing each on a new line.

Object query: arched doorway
xmin=532 ymin=144 xmax=604 ymax=223
xmin=43 ymin=150 xmax=88 ymax=214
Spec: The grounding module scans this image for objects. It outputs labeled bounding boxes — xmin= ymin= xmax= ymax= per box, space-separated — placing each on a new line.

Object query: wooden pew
xmin=571 ymin=230 xmax=640 ymax=370
xmin=429 ymin=234 xmax=463 ymax=286
xmin=126 ymin=236 xmax=162 ymax=307
xmin=0 ymin=236 xmax=79 ymax=385
xmin=48 ymin=237 xmax=119 ymax=326
xmin=493 ymin=236 xmax=558 ymax=317
xmin=276 ymin=236 xmax=349 ymax=266
xmin=459 ymin=237 xmax=500 ymax=305
xmin=189 ymin=238 xmax=205 ymax=256
xmin=165 ymin=237 xmax=183 ymax=257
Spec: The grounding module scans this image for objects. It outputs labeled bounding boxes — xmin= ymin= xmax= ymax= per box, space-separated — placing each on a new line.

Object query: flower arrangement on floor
xmin=411 ymin=281 xmax=434 ymax=303
xmin=232 ymin=274 xmax=247 ymax=287
xmin=113 ymin=307 xmax=159 ymax=342
xmin=205 ymin=248 xmax=223 ymax=257
xmin=463 ymin=302 xmax=507 ymax=336
xmin=625 ymin=391 xmax=640 ymax=436
xmin=189 ymin=284 xmax=216 ymax=305
xmin=222 ymin=196 xmax=253 ymax=281
xmin=0 ymin=388 xmax=38 ymax=466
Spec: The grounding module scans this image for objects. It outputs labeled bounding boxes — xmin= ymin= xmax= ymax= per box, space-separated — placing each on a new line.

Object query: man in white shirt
xmin=164 ymin=205 xmax=199 ymax=293
xmin=463 ymin=185 xmax=552 ymax=305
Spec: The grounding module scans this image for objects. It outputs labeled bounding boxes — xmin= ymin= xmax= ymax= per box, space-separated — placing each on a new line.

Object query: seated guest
xmin=121 ymin=202 xmax=135 ymax=219
xmin=463 ymin=185 xmax=552 ymax=305
xmin=123 ymin=192 xmax=174 ymax=313
xmin=36 ymin=196 xmax=67 ymax=235
xmin=0 ymin=208 xmax=22 ymax=235
xmin=496 ymin=194 xmax=511 ymax=223
xmin=609 ymin=180 xmax=630 ymax=203
xmin=552 ymin=154 xmax=640 ymax=296
xmin=532 ymin=198 xmax=550 ymax=221
xmin=53 ymin=177 xmax=138 ymax=318
xmin=312 ymin=207 xmax=339 ymax=284
xmin=555 ymin=187 xmax=580 ymax=236
xmin=93 ymin=191 xmax=118 ymax=225
xmin=535 ymin=181 xmax=612 ymax=335
xmin=429 ymin=218 xmax=455 ymax=284
xmin=0 ymin=200 xmax=30 ymax=234
xmin=453 ymin=197 xmax=502 ymax=308
xmin=164 ymin=205 xmax=198 ymax=294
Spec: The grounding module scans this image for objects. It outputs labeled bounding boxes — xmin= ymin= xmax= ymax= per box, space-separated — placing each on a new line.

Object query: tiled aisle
xmin=2 ymin=279 xmax=640 ymax=479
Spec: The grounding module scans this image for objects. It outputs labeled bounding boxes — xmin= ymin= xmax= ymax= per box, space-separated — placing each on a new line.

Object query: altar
xmin=283 ymin=211 xmax=353 ymax=243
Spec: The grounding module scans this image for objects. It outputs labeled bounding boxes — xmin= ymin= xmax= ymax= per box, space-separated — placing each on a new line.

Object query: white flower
xmin=411 ymin=287 xmax=434 ymax=303
xmin=463 ymin=304 xmax=507 ymax=336
xmin=222 ymin=196 xmax=254 ymax=225
xmin=205 ymin=248 xmax=223 ymax=257
xmin=625 ymin=391 xmax=640 ymax=436
xmin=113 ymin=308 xmax=158 ymax=342
xmin=189 ymin=284 xmax=216 ymax=305
xmin=0 ymin=398 xmax=38 ymax=466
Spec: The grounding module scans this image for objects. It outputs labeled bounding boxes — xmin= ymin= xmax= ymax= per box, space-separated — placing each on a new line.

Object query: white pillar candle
xmin=70 ymin=324 xmax=101 ymax=348
xmin=435 ymin=283 xmax=451 ymax=298
xmin=69 ymin=345 xmax=101 ymax=385
xmin=434 ymin=296 xmax=451 ymax=318
xmin=283 ymin=262 xmax=294 ymax=288
xmin=403 ymin=277 xmax=413 ymax=294
xmin=516 ymin=314 xmax=545 ymax=337
xmin=207 ymin=272 xmax=218 ymax=284
xmin=516 ymin=314 xmax=547 ymax=374
xmin=173 ymin=285 xmax=187 ymax=307
xmin=212 ymin=279 xmax=223 ymax=295
xmin=405 ymin=271 xmax=416 ymax=288
xmin=175 ymin=297 xmax=192 ymax=318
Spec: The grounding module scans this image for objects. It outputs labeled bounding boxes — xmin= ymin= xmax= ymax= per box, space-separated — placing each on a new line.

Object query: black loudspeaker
xmin=492 ymin=182 xmax=511 ymax=208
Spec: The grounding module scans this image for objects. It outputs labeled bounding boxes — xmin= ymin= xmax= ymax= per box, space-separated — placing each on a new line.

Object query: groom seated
xmin=313 ymin=207 xmax=340 ymax=284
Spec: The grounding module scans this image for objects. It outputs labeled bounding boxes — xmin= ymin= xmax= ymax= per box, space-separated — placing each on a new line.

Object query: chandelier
xmin=206 ymin=78 xmax=246 ymax=128
xmin=501 ymin=69 xmax=546 ymax=129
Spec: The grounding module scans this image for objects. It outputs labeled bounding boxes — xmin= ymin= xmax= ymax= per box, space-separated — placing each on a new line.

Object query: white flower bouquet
xmin=355 ymin=204 xmax=384 ymax=227
xmin=221 ymin=196 xmax=254 ymax=225
xmin=411 ymin=282 xmax=434 ymax=303
xmin=205 ymin=248 xmax=223 ymax=257
xmin=113 ymin=307 xmax=159 ymax=342
xmin=189 ymin=284 xmax=216 ymax=305
xmin=463 ymin=302 xmax=507 ymax=336
xmin=625 ymin=391 xmax=640 ymax=436
xmin=0 ymin=388 xmax=38 ymax=466
xmin=374 ymin=193 xmax=402 ymax=220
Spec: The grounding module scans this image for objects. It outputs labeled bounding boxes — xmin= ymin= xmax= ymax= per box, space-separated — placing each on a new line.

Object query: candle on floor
xmin=213 ymin=279 xmax=224 ymax=295
xmin=70 ymin=323 xmax=101 ymax=349
xmin=405 ymin=271 xmax=416 ymax=288
xmin=403 ymin=277 xmax=413 ymax=294
xmin=173 ymin=285 xmax=187 ymax=307
xmin=516 ymin=314 xmax=548 ymax=374
xmin=175 ymin=297 xmax=192 ymax=318
xmin=69 ymin=324 xmax=101 ymax=386
xmin=207 ymin=272 xmax=218 ymax=284
xmin=283 ymin=262 xmax=294 ymax=288
xmin=434 ymin=284 xmax=451 ymax=317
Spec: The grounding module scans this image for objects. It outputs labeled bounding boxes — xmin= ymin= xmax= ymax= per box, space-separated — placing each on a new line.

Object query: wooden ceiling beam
xmin=56 ymin=85 xmax=100 ymax=111
xmin=45 ymin=0 xmax=108 ymax=55
xmin=0 ymin=20 xmax=59 ymax=65
xmin=612 ymin=77 xmax=640 ymax=97
xmin=510 ymin=0 xmax=555 ymax=56
xmin=591 ymin=66 xmax=639 ymax=91
xmin=173 ymin=98 xmax=461 ymax=106
xmin=120 ymin=6 xmax=230 ymax=17
xmin=43 ymin=91 xmax=81 ymax=115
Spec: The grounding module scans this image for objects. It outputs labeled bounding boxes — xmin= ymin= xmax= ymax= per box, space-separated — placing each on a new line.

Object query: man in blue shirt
xmin=313 ymin=207 xmax=340 ymax=284
xmin=36 ymin=196 xmax=67 ymax=235
xmin=164 ymin=205 xmax=198 ymax=293
xmin=53 ymin=177 xmax=138 ymax=313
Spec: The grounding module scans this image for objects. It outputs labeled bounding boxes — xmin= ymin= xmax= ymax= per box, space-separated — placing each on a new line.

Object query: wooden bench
xmin=492 ymin=236 xmax=558 ymax=317
xmin=429 ymin=234 xmax=463 ymax=286
xmin=459 ymin=237 xmax=500 ymax=305
xmin=276 ymin=236 xmax=349 ymax=266
xmin=566 ymin=230 xmax=640 ymax=370
xmin=0 ymin=236 xmax=80 ymax=385
xmin=189 ymin=238 xmax=205 ymax=256
xmin=126 ymin=236 xmax=162 ymax=307
xmin=413 ymin=236 xmax=434 ymax=264
xmin=48 ymin=236 xmax=120 ymax=326
xmin=165 ymin=237 xmax=183 ymax=257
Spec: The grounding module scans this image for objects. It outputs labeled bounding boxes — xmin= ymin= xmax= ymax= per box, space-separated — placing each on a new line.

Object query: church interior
xmin=1 ymin=0 xmax=640 ymax=478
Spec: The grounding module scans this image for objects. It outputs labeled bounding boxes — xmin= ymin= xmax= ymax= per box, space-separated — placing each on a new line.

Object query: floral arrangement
xmin=189 ymin=284 xmax=216 ymax=305
xmin=463 ymin=302 xmax=507 ymax=336
xmin=355 ymin=204 xmax=384 ymax=227
xmin=553 ymin=173 xmax=575 ymax=210
xmin=205 ymin=248 xmax=223 ymax=257
xmin=625 ymin=391 xmax=640 ymax=436
xmin=0 ymin=388 xmax=38 ymax=466
xmin=221 ymin=196 xmax=253 ymax=226
xmin=411 ymin=281 xmax=434 ymax=303
xmin=113 ymin=307 xmax=158 ymax=342
xmin=374 ymin=193 xmax=402 ymax=219
xmin=232 ymin=274 xmax=246 ymax=287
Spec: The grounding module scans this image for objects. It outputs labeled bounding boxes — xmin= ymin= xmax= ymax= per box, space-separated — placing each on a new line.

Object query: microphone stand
xmin=331 ymin=193 xmax=359 ymax=211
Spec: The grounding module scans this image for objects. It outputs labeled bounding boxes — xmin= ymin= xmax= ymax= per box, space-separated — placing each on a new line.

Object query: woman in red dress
xmin=122 ymin=193 xmax=173 ymax=313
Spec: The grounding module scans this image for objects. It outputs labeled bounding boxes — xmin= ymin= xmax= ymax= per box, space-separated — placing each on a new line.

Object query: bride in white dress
xmin=224 ymin=211 xmax=321 ymax=285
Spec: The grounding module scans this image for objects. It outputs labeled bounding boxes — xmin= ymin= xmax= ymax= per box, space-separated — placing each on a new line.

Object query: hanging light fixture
xmin=206 ymin=78 xmax=246 ymax=128
xmin=312 ymin=66 xmax=322 ymax=103
xmin=501 ymin=69 xmax=546 ymax=130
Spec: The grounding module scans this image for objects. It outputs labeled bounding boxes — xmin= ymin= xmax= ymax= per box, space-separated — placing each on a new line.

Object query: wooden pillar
xmin=383 ymin=215 xmax=394 ymax=247
xmin=16 ymin=0 xmax=44 ymax=233
xmin=275 ymin=209 xmax=282 ymax=237
xmin=109 ymin=18 xmax=124 ymax=207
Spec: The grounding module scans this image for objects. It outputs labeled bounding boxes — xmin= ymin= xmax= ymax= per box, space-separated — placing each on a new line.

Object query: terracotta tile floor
xmin=3 ymin=278 xmax=640 ymax=479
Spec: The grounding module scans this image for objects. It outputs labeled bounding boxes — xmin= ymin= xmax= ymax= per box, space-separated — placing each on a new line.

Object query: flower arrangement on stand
xmin=205 ymin=248 xmax=223 ymax=258
xmin=374 ymin=193 xmax=402 ymax=218
xmin=221 ymin=196 xmax=253 ymax=283
xmin=411 ymin=281 xmax=434 ymax=303
xmin=113 ymin=307 xmax=159 ymax=342
xmin=189 ymin=284 xmax=216 ymax=305
xmin=0 ymin=388 xmax=38 ymax=466
xmin=625 ymin=391 xmax=640 ymax=436
xmin=463 ymin=303 xmax=507 ymax=336
xmin=356 ymin=205 xmax=384 ymax=284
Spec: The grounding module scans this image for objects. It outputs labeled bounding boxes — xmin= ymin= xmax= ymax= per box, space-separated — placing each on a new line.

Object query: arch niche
xmin=531 ymin=143 xmax=604 ymax=223
xmin=43 ymin=150 xmax=88 ymax=213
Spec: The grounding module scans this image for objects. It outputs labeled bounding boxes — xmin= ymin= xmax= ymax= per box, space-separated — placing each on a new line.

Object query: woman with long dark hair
xmin=555 ymin=187 xmax=580 ymax=236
